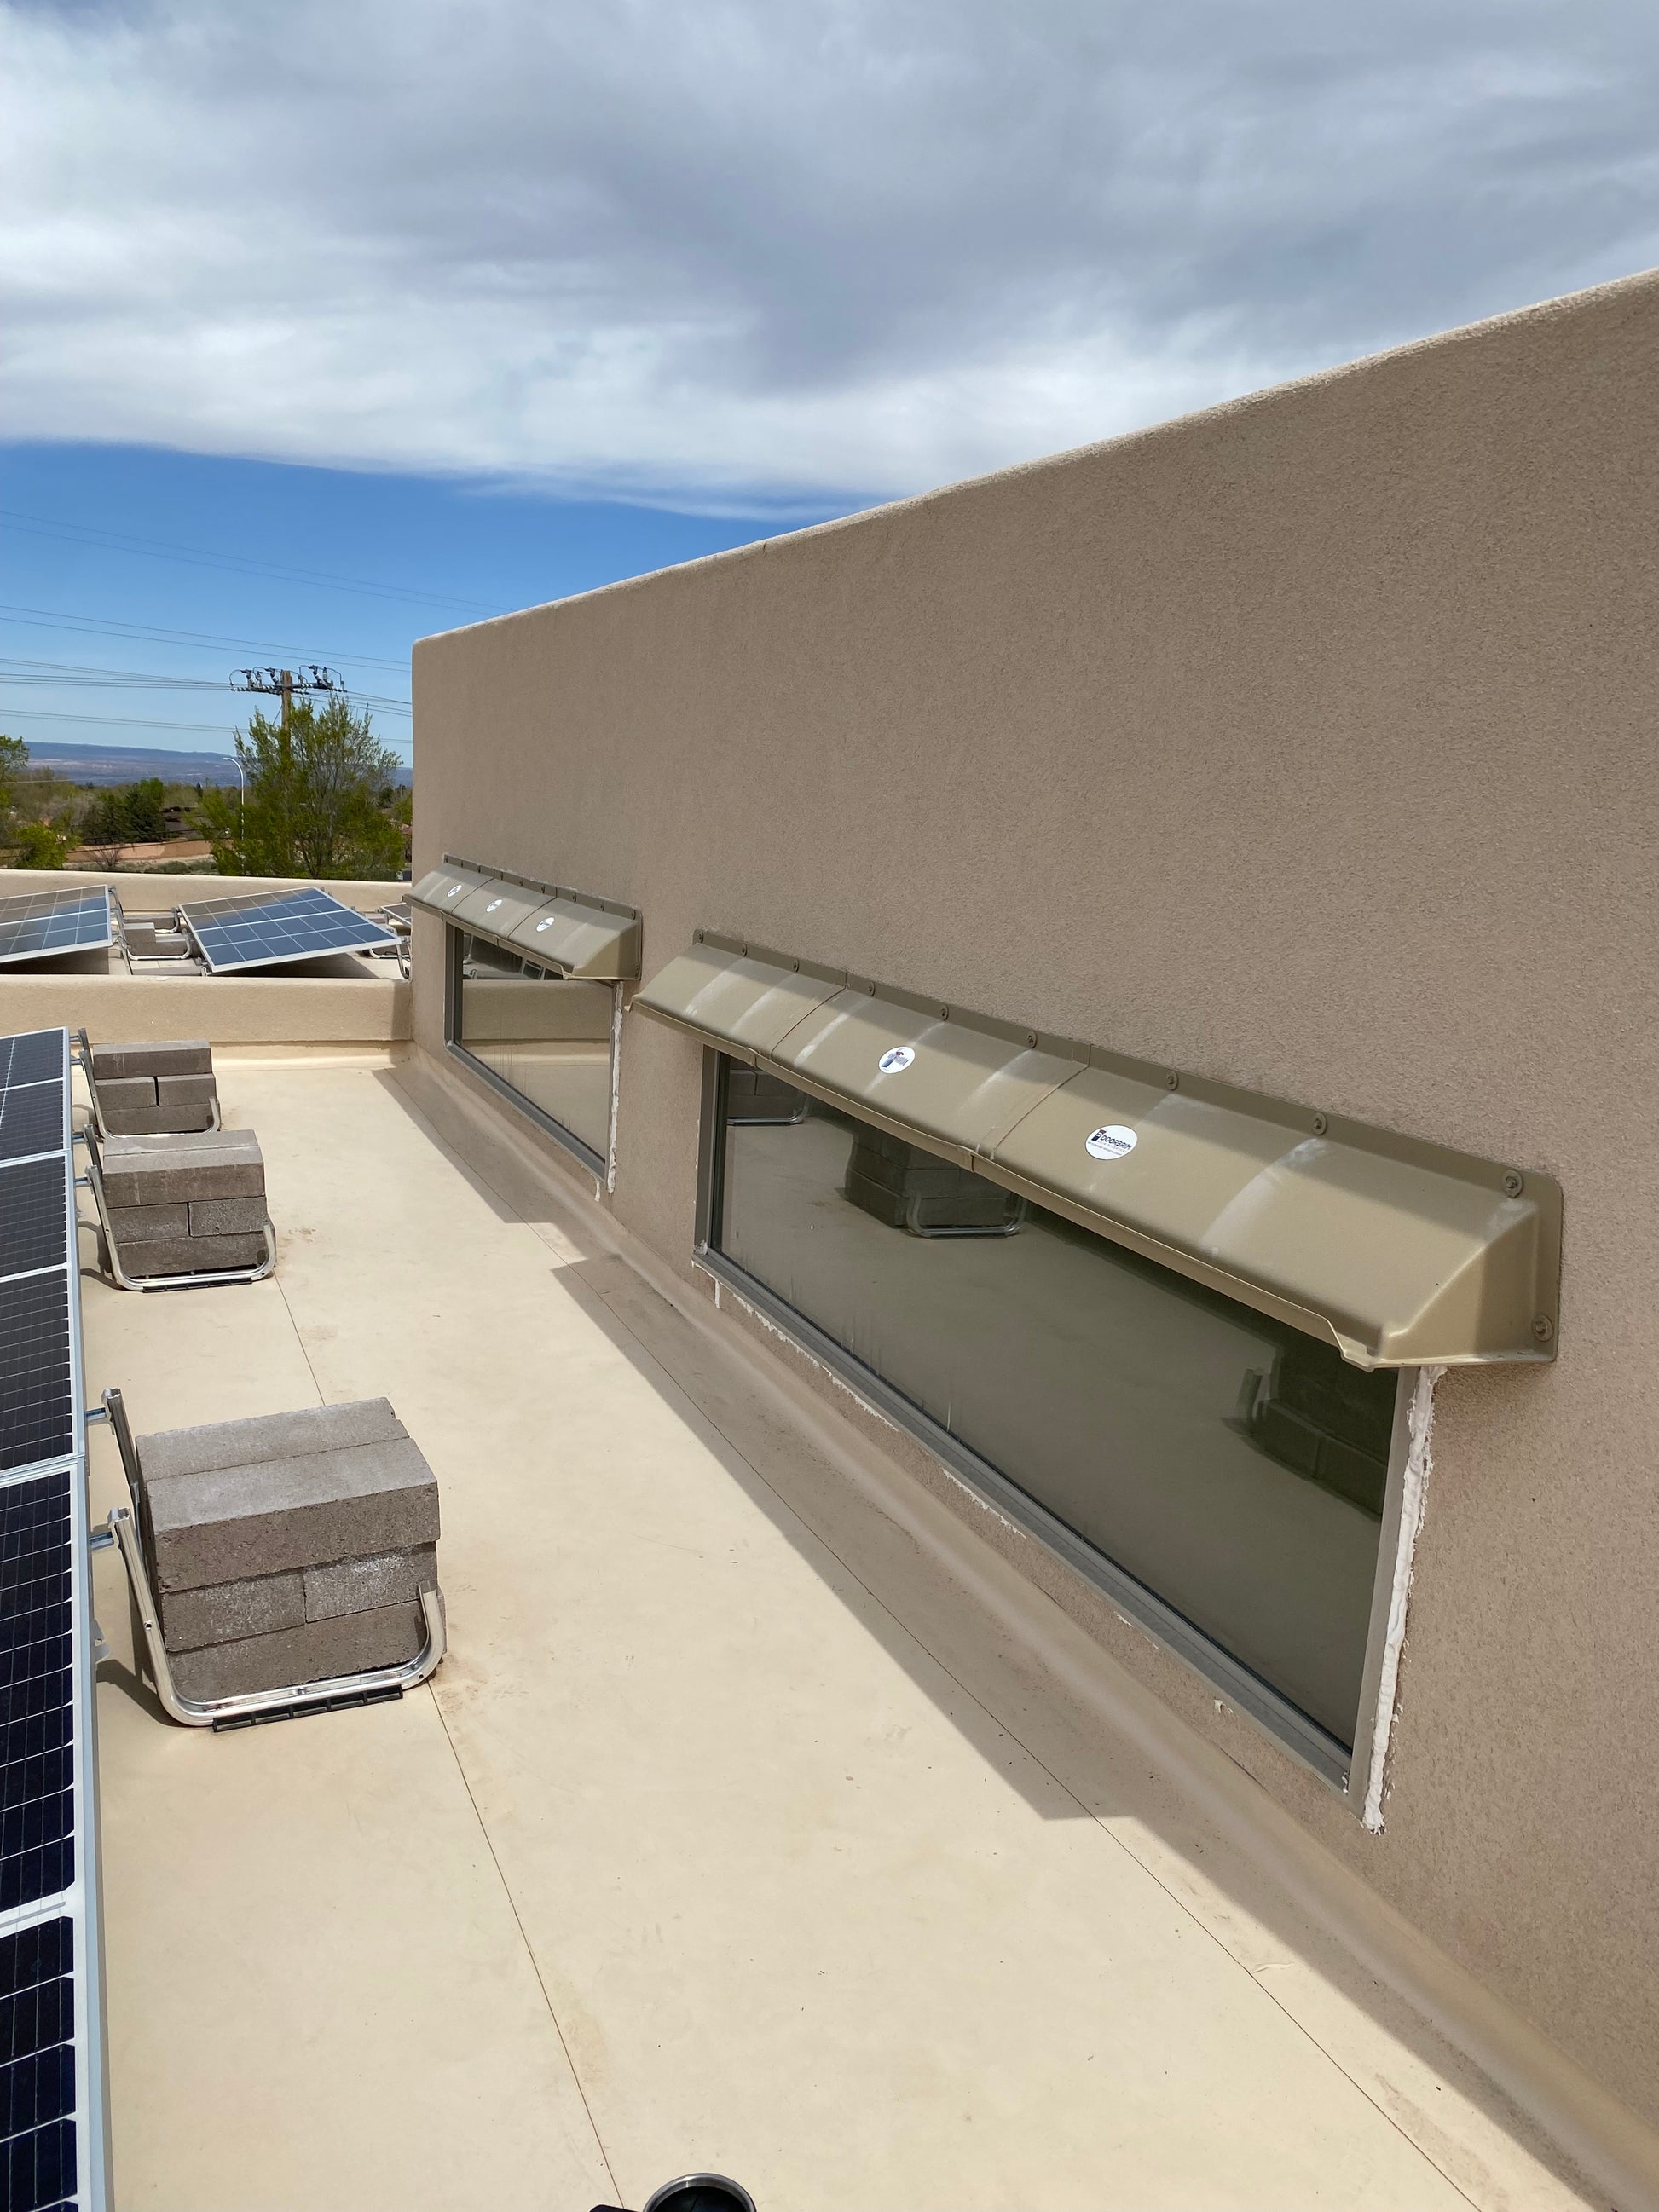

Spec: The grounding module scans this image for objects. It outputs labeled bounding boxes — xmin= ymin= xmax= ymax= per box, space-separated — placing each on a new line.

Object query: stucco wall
xmin=410 ymin=268 xmax=1659 ymax=2128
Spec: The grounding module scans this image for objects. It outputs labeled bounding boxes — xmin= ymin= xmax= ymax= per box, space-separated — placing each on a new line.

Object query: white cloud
xmin=3 ymin=0 xmax=1657 ymax=507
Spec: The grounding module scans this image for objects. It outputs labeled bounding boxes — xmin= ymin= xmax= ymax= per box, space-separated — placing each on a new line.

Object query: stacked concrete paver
xmin=101 ymin=1127 xmax=269 ymax=1279
xmin=136 ymin=1400 xmax=442 ymax=1701
xmin=90 ymin=1040 xmax=217 ymax=1134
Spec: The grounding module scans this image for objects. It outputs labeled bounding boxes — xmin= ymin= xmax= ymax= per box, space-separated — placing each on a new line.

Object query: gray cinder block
xmin=159 ymin=1569 xmax=306 ymax=1654
xmin=304 ymin=1545 xmax=437 ymax=1622
xmin=106 ymin=1202 xmax=188 ymax=1241
xmin=140 ymin=1399 xmax=405 ymax=1485
xmin=156 ymin=1074 xmax=217 ymax=1106
xmin=101 ymin=1105 xmax=215 ymax=1137
xmin=187 ymin=1195 xmax=266 ymax=1237
xmin=90 ymin=1040 xmax=212 ymax=1080
xmin=144 ymin=1434 xmax=440 ymax=1591
xmin=169 ymin=1596 xmax=436 ymax=1701
xmin=100 ymin=1128 xmax=263 ymax=1208
xmin=119 ymin=1231 xmax=267 ymax=1279
xmin=97 ymin=1076 xmax=158 ymax=1109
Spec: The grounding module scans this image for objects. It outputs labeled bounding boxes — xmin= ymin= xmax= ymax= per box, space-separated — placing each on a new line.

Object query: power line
xmin=0 ymin=706 xmax=243 ymax=736
xmin=0 ymin=506 xmax=495 ymax=613
xmin=0 ymin=600 xmax=411 ymax=670
xmin=0 ymin=655 xmax=411 ymax=713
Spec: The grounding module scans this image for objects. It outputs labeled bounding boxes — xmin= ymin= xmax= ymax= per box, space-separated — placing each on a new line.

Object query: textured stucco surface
xmin=410 ymin=269 xmax=1659 ymax=2127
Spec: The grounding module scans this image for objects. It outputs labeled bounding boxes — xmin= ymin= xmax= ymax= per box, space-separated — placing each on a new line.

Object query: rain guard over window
xmin=635 ymin=933 xmax=1562 ymax=1780
xmin=411 ymin=857 xmax=641 ymax=981
xmin=424 ymin=859 xmax=640 ymax=1171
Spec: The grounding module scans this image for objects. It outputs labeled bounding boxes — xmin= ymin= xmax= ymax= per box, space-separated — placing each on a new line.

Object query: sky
xmin=3 ymin=0 xmax=1657 ymax=762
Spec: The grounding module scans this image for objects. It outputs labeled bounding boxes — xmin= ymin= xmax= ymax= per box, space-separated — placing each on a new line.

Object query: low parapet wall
xmin=0 ymin=869 xmax=410 ymax=1041
xmin=3 ymin=969 xmax=409 ymax=1045
xmin=0 ymin=868 xmax=403 ymax=913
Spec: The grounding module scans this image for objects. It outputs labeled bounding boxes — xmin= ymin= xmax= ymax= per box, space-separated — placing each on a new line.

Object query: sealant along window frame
xmin=443 ymin=923 xmax=620 ymax=1182
xmin=691 ymin=1047 xmax=1416 ymax=1800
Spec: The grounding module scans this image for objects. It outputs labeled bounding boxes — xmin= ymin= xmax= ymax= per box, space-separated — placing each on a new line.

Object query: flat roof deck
xmin=81 ymin=1050 xmax=1592 ymax=2210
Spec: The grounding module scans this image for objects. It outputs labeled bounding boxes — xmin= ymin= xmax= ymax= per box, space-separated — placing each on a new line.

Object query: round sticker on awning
xmin=485 ymin=898 xmax=503 ymax=912
xmin=446 ymin=885 xmax=465 ymax=899
xmin=877 ymin=1046 xmax=916 ymax=1074
xmin=535 ymin=918 xmax=555 ymax=932
xmin=1084 ymin=1124 xmax=1137 ymax=1161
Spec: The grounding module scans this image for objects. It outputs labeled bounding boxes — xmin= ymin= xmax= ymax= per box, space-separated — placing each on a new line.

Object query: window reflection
xmin=714 ymin=1064 xmax=1396 ymax=1748
xmin=454 ymin=934 xmax=614 ymax=1162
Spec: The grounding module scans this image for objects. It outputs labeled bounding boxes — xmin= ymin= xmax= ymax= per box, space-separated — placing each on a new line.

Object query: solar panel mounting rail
xmin=0 ymin=1028 xmax=112 ymax=2212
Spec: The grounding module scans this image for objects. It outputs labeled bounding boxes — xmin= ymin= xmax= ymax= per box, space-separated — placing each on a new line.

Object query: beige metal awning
xmin=409 ymin=862 xmax=494 ymax=918
xmin=408 ymin=858 xmax=642 ymax=980
xmin=633 ymin=932 xmax=1561 ymax=1369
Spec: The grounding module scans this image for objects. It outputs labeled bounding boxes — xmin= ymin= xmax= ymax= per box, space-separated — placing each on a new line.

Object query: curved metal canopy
xmin=410 ymin=858 xmax=641 ymax=980
xmin=635 ymin=931 xmax=1561 ymax=1371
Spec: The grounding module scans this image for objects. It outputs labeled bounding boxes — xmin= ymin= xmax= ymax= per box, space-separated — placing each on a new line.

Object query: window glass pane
xmin=714 ymin=1065 xmax=1397 ymax=1749
xmin=455 ymin=934 xmax=613 ymax=1159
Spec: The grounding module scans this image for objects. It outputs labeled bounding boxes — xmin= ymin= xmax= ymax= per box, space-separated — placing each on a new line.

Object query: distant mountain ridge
xmin=14 ymin=738 xmax=413 ymax=788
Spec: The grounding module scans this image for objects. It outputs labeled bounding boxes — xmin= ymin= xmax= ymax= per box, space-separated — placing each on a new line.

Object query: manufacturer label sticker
xmin=485 ymin=898 xmax=503 ymax=912
xmin=1084 ymin=1124 xmax=1137 ymax=1161
xmin=877 ymin=1046 xmax=916 ymax=1074
xmin=535 ymin=918 xmax=555 ymax=932
xmin=446 ymin=885 xmax=464 ymax=899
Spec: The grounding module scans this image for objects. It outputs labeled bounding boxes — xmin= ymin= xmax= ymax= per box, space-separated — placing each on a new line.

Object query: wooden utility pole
xmin=230 ymin=665 xmax=344 ymax=728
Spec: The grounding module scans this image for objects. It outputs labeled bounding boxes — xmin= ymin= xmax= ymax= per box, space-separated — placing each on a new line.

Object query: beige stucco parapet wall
xmin=408 ymin=267 xmax=1659 ymax=2166
xmin=0 ymin=871 xmax=408 ymax=1041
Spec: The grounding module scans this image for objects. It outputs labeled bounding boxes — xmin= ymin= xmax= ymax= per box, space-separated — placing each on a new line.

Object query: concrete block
xmin=106 ymin=1202 xmax=188 ymax=1241
xmin=159 ymin=1570 xmax=306 ymax=1655
xmin=304 ymin=1545 xmax=437 ymax=1622
xmin=100 ymin=1128 xmax=263 ymax=1207
xmin=101 ymin=1105 xmax=215 ymax=1137
xmin=156 ymin=1074 xmax=217 ymax=1106
xmin=169 ymin=1596 xmax=437 ymax=1701
xmin=90 ymin=1040 xmax=212 ymax=1080
xmin=187 ymin=1195 xmax=266 ymax=1236
xmin=145 ymin=1438 xmax=440 ymax=1591
xmin=140 ymin=1399 xmax=405 ymax=1484
xmin=97 ymin=1076 xmax=158 ymax=1109
xmin=119 ymin=1231 xmax=267 ymax=1279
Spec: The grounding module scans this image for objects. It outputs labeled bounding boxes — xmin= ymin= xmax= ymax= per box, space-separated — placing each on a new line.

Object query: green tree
xmin=196 ymin=699 xmax=404 ymax=880
xmin=124 ymin=777 xmax=168 ymax=843
xmin=11 ymin=819 xmax=69 ymax=869
xmin=0 ymin=734 xmax=25 ymax=823
xmin=80 ymin=790 xmax=131 ymax=869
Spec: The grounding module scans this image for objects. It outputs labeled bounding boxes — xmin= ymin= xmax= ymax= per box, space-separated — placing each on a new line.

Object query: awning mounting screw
xmin=939 ymin=1005 xmax=950 ymax=1019
xmin=1165 ymin=1071 xmax=1180 ymax=1090
xmin=1313 ymin=1112 xmax=1328 ymax=1135
xmin=695 ymin=930 xmax=703 ymax=943
xmin=1026 ymin=1031 xmax=1038 ymax=1048
xmin=1532 ymin=1314 xmax=1554 ymax=1342
xmin=791 ymin=960 xmax=800 ymax=972
xmin=1504 ymin=1170 xmax=1525 ymax=1198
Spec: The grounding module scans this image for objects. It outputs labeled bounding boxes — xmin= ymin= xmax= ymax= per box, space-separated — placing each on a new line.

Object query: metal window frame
xmin=442 ymin=922 xmax=616 ymax=1181
xmin=694 ymin=1048 xmax=1416 ymax=1799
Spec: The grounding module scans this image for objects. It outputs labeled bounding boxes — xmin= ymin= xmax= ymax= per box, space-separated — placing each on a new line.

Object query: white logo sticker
xmin=1084 ymin=1124 xmax=1137 ymax=1161
xmin=446 ymin=885 xmax=464 ymax=899
xmin=877 ymin=1046 xmax=916 ymax=1075
xmin=535 ymin=918 xmax=555 ymax=933
xmin=485 ymin=898 xmax=503 ymax=912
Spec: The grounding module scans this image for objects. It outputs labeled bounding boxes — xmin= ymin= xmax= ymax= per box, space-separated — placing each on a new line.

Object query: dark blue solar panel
xmin=0 ymin=1040 xmax=61 ymax=1094
xmin=180 ymin=886 xmax=397 ymax=973
xmin=0 ymin=892 xmax=112 ymax=970
xmin=0 ymin=1477 xmax=74 ymax=1918
xmin=0 ymin=1917 xmax=77 ymax=2209
xmin=0 ymin=1285 xmax=72 ymax=1481
xmin=0 ymin=1089 xmax=61 ymax=1169
xmin=0 ymin=1163 xmax=68 ymax=1285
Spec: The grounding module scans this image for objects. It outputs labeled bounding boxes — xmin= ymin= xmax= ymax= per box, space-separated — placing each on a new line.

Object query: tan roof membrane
xmin=409 ymin=858 xmax=641 ymax=980
xmin=634 ymin=931 xmax=1561 ymax=1369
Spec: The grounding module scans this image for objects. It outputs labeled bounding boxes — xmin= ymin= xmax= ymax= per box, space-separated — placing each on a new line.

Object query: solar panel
xmin=0 ymin=1029 xmax=109 ymax=2210
xmin=177 ymin=886 xmax=399 ymax=974
xmin=0 ymin=893 xmax=113 ymax=973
